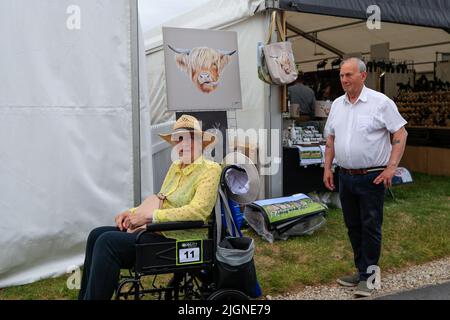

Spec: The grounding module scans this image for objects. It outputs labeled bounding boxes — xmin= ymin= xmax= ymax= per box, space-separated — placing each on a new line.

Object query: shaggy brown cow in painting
xmin=168 ymin=45 xmax=236 ymax=94
xmin=270 ymin=51 xmax=295 ymax=75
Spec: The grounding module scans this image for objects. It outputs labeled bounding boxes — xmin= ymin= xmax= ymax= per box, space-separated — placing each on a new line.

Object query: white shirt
xmin=324 ymin=86 xmax=407 ymax=169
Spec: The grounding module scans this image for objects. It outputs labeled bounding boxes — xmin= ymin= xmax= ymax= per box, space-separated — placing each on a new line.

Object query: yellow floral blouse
xmin=152 ymin=156 xmax=222 ymax=240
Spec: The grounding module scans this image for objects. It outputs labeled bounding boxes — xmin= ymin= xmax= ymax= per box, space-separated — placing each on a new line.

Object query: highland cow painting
xmin=163 ymin=27 xmax=242 ymax=111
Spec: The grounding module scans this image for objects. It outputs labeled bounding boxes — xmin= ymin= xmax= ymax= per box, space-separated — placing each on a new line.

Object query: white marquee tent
xmin=0 ymin=0 xmax=151 ymax=288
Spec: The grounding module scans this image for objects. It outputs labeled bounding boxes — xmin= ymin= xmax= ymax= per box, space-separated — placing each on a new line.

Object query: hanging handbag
xmin=261 ymin=11 xmax=298 ymax=85
xmin=257 ymin=41 xmax=273 ymax=84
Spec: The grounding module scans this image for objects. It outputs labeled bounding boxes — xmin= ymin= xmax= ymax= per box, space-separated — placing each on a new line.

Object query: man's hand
xmin=114 ymin=210 xmax=131 ymax=231
xmin=373 ymin=166 xmax=396 ymax=188
xmin=323 ymin=168 xmax=335 ymax=191
xmin=376 ymin=127 xmax=407 ymax=188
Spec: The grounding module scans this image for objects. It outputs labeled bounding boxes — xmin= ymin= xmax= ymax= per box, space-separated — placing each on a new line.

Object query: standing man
xmin=323 ymin=58 xmax=408 ymax=297
xmin=288 ymin=71 xmax=316 ymax=121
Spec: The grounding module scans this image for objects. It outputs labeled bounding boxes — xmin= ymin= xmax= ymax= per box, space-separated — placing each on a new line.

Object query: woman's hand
xmin=114 ymin=210 xmax=131 ymax=231
xmin=124 ymin=210 xmax=152 ymax=230
xmin=127 ymin=224 xmax=147 ymax=234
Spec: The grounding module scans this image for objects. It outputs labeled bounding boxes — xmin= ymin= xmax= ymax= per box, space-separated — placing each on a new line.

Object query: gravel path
xmin=267 ymin=256 xmax=450 ymax=300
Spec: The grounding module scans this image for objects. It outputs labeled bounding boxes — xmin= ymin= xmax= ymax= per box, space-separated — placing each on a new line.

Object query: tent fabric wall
xmin=150 ymin=121 xmax=176 ymax=192
xmin=0 ymin=0 xmax=151 ymax=288
xmin=147 ymin=50 xmax=172 ymax=125
xmin=144 ymin=0 xmax=265 ymax=51
xmin=226 ymin=15 xmax=267 ymax=133
xmin=138 ymin=21 xmax=154 ymax=201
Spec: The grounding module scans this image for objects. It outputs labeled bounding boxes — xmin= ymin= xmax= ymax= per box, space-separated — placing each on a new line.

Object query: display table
xmin=401 ymin=126 xmax=450 ymax=176
xmin=405 ymin=126 xmax=450 ymax=148
xmin=283 ymin=147 xmax=339 ymax=196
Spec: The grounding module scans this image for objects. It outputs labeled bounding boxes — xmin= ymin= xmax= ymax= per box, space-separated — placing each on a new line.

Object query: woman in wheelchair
xmin=78 ymin=115 xmax=221 ymax=300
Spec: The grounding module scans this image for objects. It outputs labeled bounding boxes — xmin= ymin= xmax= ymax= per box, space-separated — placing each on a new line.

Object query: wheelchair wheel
xmin=115 ymin=278 xmax=144 ymax=300
xmin=207 ymin=289 xmax=249 ymax=300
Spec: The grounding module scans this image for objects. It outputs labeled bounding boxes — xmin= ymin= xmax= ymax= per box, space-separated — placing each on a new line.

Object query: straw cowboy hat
xmin=222 ymin=152 xmax=261 ymax=205
xmin=159 ymin=114 xmax=216 ymax=148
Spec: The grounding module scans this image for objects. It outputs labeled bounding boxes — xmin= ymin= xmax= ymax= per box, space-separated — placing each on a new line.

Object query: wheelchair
xmin=115 ymin=204 xmax=250 ymax=300
xmin=115 ymin=162 xmax=260 ymax=301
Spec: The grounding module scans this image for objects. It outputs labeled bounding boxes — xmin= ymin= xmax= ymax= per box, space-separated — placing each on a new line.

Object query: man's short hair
xmin=340 ymin=57 xmax=366 ymax=73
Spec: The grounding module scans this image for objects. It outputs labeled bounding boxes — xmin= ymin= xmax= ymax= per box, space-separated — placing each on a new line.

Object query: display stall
xmin=144 ymin=0 xmax=450 ymax=199
xmin=394 ymin=68 xmax=450 ymax=176
xmin=279 ymin=0 xmax=450 ymax=187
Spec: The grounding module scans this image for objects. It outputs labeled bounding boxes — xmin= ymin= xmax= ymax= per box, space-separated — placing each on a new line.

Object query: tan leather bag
xmin=262 ymin=11 xmax=298 ymax=85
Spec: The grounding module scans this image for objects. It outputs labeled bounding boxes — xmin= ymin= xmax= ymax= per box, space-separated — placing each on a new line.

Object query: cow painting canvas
xmin=168 ymin=45 xmax=236 ymax=94
xmin=163 ymin=27 xmax=242 ymax=111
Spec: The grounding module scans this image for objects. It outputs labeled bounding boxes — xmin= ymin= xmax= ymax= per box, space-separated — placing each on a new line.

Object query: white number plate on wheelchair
xmin=176 ymin=239 xmax=203 ymax=265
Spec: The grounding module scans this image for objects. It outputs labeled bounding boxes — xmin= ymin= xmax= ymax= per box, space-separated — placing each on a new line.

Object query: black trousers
xmin=78 ymin=226 xmax=174 ymax=300
xmin=339 ymin=171 xmax=385 ymax=281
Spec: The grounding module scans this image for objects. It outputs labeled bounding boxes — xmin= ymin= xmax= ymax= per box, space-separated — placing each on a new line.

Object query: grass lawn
xmin=1 ymin=172 xmax=449 ymax=299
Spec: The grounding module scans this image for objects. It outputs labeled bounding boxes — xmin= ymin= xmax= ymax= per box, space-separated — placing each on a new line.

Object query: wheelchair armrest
xmin=136 ymin=221 xmax=209 ymax=243
xmin=146 ymin=220 xmax=207 ymax=232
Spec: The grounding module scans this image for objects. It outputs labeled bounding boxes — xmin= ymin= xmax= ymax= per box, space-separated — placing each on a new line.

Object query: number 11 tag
xmin=176 ymin=240 xmax=203 ymax=265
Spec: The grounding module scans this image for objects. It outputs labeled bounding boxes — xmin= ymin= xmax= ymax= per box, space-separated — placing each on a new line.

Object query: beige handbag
xmin=262 ymin=11 xmax=298 ymax=85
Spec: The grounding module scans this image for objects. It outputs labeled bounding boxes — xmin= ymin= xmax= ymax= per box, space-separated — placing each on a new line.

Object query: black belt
xmin=339 ymin=166 xmax=386 ymax=175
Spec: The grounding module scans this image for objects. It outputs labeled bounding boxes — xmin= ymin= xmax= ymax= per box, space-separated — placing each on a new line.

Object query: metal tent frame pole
xmin=130 ymin=0 xmax=141 ymax=206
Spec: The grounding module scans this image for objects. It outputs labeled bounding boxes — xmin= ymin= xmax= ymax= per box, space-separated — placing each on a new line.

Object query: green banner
xmin=262 ymin=198 xmax=326 ymax=223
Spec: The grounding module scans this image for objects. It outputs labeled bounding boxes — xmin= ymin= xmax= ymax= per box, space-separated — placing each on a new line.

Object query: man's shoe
xmin=337 ymin=273 xmax=359 ymax=287
xmin=354 ymin=281 xmax=373 ymax=297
